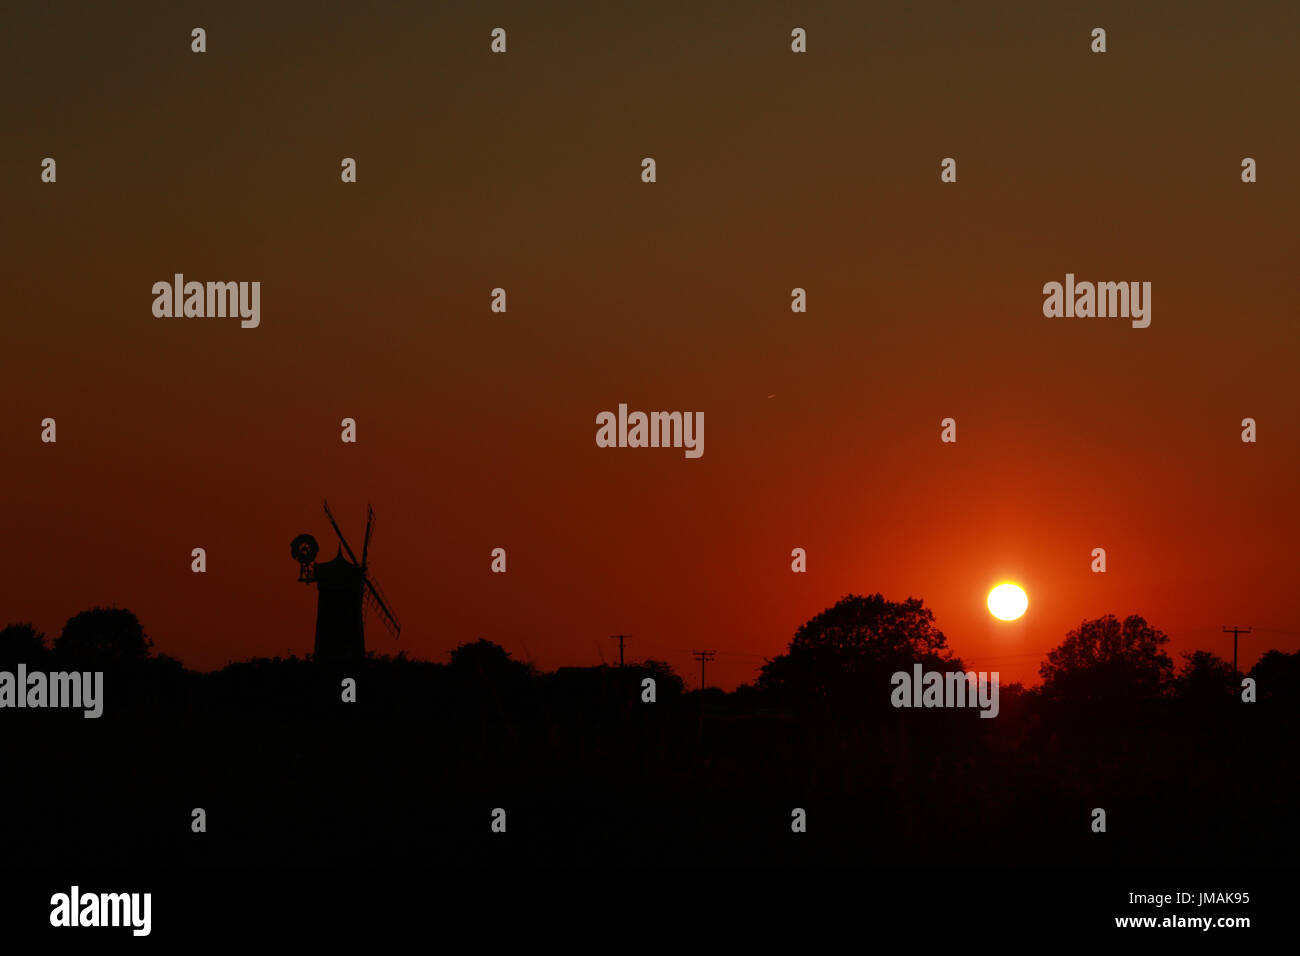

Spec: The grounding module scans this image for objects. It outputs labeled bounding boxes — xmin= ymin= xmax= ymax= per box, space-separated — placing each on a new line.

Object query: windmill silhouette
xmin=290 ymin=500 xmax=401 ymax=662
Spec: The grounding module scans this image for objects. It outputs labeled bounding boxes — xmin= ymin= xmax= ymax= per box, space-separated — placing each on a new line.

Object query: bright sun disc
xmin=987 ymin=583 xmax=1028 ymax=621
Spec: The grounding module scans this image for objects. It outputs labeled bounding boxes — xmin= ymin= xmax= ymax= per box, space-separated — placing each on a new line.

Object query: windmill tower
xmin=290 ymin=500 xmax=401 ymax=662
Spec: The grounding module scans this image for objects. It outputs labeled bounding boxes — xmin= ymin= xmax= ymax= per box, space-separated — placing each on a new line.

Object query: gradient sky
xmin=2 ymin=1 xmax=1298 ymax=688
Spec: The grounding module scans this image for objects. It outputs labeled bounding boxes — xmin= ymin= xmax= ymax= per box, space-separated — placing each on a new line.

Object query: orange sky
xmin=2 ymin=1 xmax=1298 ymax=688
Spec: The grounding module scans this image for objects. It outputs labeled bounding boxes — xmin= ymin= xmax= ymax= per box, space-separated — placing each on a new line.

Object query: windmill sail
xmin=323 ymin=500 xmax=361 ymax=566
xmin=361 ymin=505 xmax=375 ymax=569
xmin=363 ymin=574 xmax=401 ymax=638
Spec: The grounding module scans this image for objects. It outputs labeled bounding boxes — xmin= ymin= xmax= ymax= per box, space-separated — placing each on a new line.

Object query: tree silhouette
xmin=448 ymin=638 xmax=534 ymax=688
xmin=1249 ymin=649 xmax=1300 ymax=706
xmin=1174 ymin=650 xmax=1236 ymax=703
xmin=0 ymin=623 xmax=48 ymax=667
xmin=757 ymin=593 xmax=960 ymax=708
xmin=635 ymin=658 xmax=685 ymax=697
xmin=54 ymin=607 xmax=153 ymax=663
xmin=1039 ymin=614 xmax=1173 ymax=702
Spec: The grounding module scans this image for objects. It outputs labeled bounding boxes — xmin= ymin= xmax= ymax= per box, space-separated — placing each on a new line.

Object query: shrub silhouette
xmin=448 ymin=638 xmax=532 ymax=682
xmin=54 ymin=606 xmax=153 ymax=663
xmin=0 ymin=623 xmax=48 ymax=667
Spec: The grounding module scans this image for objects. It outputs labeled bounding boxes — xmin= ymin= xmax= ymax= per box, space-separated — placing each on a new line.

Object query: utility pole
xmin=1223 ymin=626 xmax=1252 ymax=677
xmin=609 ymin=634 xmax=630 ymax=668
xmin=692 ymin=649 xmax=716 ymax=691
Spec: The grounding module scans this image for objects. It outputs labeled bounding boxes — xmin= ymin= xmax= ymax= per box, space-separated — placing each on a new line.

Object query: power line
xmin=1223 ymin=625 xmax=1253 ymax=677
xmin=609 ymin=634 xmax=630 ymax=668
xmin=691 ymin=649 xmax=716 ymax=691
xmin=665 ymin=646 xmax=770 ymax=658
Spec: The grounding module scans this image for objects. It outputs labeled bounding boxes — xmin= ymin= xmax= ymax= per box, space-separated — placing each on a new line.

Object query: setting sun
xmin=987 ymin=583 xmax=1029 ymax=621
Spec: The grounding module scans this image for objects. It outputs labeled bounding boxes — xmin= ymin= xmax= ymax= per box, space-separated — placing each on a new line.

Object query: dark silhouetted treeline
xmin=1 ymin=597 xmax=1297 ymax=868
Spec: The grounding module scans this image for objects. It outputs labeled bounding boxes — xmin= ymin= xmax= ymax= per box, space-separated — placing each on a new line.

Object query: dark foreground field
xmin=3 ymin=654 xmax=1295 ymax=871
